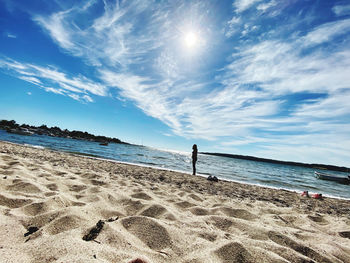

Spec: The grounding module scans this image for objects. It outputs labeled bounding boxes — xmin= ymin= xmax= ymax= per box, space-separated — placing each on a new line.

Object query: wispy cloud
xmin=6 ymin=33 xmax=17 ymax=38
xmin=332 ymin=4 xmax=350 ymax=16
xmin=302 ymin=19 xmax=350 ymax=47
xmin=0 ymin=57 xmax=106 ymax=102
xmin=234 ymin=0 xmax=262 ymax=13
xmin=257 ymin=0 xmax=277 ymax=12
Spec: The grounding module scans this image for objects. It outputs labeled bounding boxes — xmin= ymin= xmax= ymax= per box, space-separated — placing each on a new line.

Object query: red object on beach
xmin=301 ymin=191 xmax=309 ymax=197
xmin=312 ymin=193 xmax=322 ymax=199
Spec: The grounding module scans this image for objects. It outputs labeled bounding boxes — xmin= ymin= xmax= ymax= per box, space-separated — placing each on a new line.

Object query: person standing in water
xmin=192 ymin=144 xmax=198 ymax=175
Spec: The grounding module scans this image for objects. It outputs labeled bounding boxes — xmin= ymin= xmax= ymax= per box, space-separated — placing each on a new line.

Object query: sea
xmin=1 ymin=129 xmax=349 ymax=200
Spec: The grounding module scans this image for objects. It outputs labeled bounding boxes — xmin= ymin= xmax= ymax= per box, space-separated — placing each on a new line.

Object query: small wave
xmin=153 ymin=156 xmax=167 ymax=160
xmin=24 ymin=144 xmax=45 ymax=149
xmin=139 ymin=161 xmax=158 ymax=166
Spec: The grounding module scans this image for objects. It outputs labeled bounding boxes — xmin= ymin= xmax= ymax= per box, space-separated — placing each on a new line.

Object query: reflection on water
xmin=1 ymin=129 xmax=349 ymax=199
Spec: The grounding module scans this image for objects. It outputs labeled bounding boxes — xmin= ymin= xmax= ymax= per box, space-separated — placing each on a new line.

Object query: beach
xmin=0 ymin=141 xmax=349 ymax=263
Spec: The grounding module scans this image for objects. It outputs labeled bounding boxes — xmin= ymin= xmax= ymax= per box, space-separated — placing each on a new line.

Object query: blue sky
xmin=0 ymin=0 xmax=350 ymax=166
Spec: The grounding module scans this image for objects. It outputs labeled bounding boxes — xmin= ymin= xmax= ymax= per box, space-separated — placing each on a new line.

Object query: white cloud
xmin=234 ymin=0 xmax=262 ymax=13
xmin=18 ymin=76 xmax=42 ymax=85
xmin=6 ymin=33 xmax=17 ymax=38
xmin=82 ymin=95 xmax=93 ymax=103
xmin=257 ymin=0 xmax=276 ymax=12
xmin=225 ymin=16 xmax=241 ymax=37
xmin=33 ymin=0 xmax=165 ymax=68
xmin=0 ymin=57 xmax=106 ymax=102
xmin=302 ymin=18 xmax=350 ymax=47
xmin=332 ymin=4 xmax=350 ymax=17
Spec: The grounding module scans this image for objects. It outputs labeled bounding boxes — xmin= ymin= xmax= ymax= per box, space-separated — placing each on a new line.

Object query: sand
xmin=0 ymin=140 xmax=349 ymax=263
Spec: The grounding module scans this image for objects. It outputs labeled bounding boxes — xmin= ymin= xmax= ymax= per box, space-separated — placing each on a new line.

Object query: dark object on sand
xmin=106 ymin=217 xmax=119 ymax=222
xmin=207 ymin=175 xmax=219 ymax=182
xmin=24 ymin=226 xmax=39 ymax=237
xmin=192 ymin=144 xmax=198 ymax=175
xmin=83 ymin=220 xmax=105 ymax=241
xmin=314 ymin=171 xmax=350 ymax=185
xmin=339 ymin=231 xmax=350 ymax=239
xmin=128 ymin=258 xmax=148 ymax=263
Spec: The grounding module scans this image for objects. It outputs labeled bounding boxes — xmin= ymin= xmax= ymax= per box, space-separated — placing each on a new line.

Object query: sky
xmin=0 ymin=0 xmax=350 ymax=166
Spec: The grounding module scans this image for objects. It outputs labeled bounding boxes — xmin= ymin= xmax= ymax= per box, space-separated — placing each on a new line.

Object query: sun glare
xmin=184 ymin=31 xmax=198 ymax=49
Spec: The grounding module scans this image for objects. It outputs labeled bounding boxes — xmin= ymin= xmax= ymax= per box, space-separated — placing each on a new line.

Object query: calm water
xmin=1 ymin=129 xmax=349 ymax=199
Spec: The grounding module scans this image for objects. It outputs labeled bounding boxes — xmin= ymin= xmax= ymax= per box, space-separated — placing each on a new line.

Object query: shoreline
xmin=1 ymin=140 xmax=349 ymax=214
xmin=5 ymin=140 xmax=350 ymax=201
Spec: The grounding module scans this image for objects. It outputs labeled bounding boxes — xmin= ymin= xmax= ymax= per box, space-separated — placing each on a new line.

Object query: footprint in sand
xmin=22 ymin=202 xmax=50 ymax=216
xmin=90 ymin=179 xmax=107 ymax=186
xmin=307 ymin=214 xmax=328 ymax=225
xmin=122 ymin=216 xmax=172 ymax=250
xmin=46 ymin=215 xmax=82 ymax=235
xmin=0 ymin=194 xmax=32 ymax=208
xmin=268 ymin=231 xmax=333 ymax=263
xmin=54 ymin=171 xmax=67 ymax=177
xmin=215 ymin=242 xmax=254 ymax=263
xmin=7 ymin=181 xmax=41 ymax=194
xmin=175 ymin=201 xmax=196 ymax=209
xmin=7 ymin=161 xmax=21 ymax=167
xmin=44 ymin=192 xmax=57 ymax=197
xmin=1 ymin=167 xmax=15 ymax=175
xmin=45 ymin=183 xmax=58 ymax=191
xmin=140 ymin=204 xmax=166 ymax=218
xmin=188 ymin=193 xmax=203 ymax=202
xmin=219 ymin=207 xmax=257 ymax=221
xmin=198 ymin=232 xmax=217 ymax=242
xmin=210 ymin=216 xmax=234 ymax=231
xmin=121 ymin=199 xmax=146 ymax=216
xmin=22 ymin=211 xmax=63 ymax=229
xmin=100 ymin=209 xmax=124 ymax=219
xmin=68 ymin=184 xmax=87 ymax=193
xmin=190 ymin=207 xmax=210 ymax=216
xmin=131 ymin=192 xmax=152 ymax=201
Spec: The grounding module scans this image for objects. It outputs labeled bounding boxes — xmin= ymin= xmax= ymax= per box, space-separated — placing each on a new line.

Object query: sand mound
xmin=140 ymin=204 xmax=166 ymax=218
xmin=22 ymin=202 xmax=49 ymax=216
xmin=46 ymin=215 xmax=82 ymax=235
xmin=268 ymin=231 xmax=333 ymax=263
xmin=215 ymin=242 xmax=254 ymax=263
xmin=122 ymin=216 xmax=172 ymax=250
xmin=219 ymin=207 xmax=257 ymax=220
xmin=0 ymin=194 xmax=32 ymax=208
xmin=7 ymin=181 xmax=41 ymax=193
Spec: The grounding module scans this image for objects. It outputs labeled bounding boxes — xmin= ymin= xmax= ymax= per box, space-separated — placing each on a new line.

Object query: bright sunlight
xmin=184 ymin=31 xmax=198 ymax=49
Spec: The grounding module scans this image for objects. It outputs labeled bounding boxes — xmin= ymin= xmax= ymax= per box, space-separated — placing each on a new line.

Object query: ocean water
xmin=1 ymin=129 xmax=349 ymax=200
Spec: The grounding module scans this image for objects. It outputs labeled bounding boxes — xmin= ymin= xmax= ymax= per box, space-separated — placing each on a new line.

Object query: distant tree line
xmin=0 ymin=119 xmax=128 ymax=145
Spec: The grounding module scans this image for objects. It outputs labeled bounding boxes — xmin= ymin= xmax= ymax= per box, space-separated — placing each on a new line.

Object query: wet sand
xmin=0 ymin=140 xmax=349 ymax=262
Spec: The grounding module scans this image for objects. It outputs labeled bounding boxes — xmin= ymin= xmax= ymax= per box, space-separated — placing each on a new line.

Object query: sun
xmin=184 ymin=31 xmax=198 ymax=49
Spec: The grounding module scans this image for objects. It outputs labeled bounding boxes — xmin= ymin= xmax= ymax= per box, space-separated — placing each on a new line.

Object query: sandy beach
xmin=0 ymin=140 xmax=349 ymax=263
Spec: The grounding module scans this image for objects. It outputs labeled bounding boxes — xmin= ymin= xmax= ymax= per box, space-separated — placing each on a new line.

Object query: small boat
xmin=314 ymin=171 xmax=350 ymax=185
xmin=99 ymin=142 xmax=108 ymax=146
